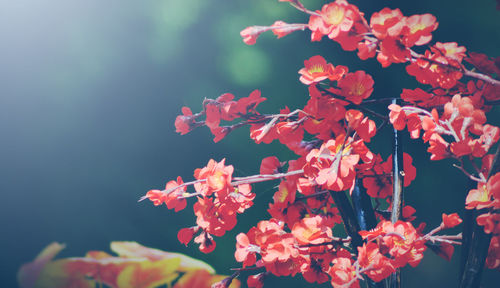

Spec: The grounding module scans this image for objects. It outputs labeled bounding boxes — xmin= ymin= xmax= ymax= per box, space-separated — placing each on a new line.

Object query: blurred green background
xmin=0 ymin=0 xmax=499 ymax=287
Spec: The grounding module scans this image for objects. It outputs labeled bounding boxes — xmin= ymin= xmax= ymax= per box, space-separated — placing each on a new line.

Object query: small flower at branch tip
xmin=178 ymin=226 xmax=198 ymax=246
xmin=441 ymin=213 xmax=462 ymax=229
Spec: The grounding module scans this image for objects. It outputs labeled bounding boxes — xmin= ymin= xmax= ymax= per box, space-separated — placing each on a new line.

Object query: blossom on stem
xmin=298 ymin=55 xmax=348 ymax=85
xmin=441 ymin=213 xmax=463 ymax=229
xmin=466 ymin=172 xmax=500 ymax=210
xmin=337 ymin=71 xmax=374 ymax=104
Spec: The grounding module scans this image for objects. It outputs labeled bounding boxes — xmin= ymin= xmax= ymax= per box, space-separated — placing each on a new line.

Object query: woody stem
xmin=389 ymin=99 xmax=405 ymax=288
xmin=459 ymin=145 xmax=500 ymax=287
xmin=329 ymin=190 xmax=363 ymax=250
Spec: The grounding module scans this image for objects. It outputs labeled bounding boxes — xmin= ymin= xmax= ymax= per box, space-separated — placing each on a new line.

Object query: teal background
xmin=0 ymin=0 xmax=499 ymax=287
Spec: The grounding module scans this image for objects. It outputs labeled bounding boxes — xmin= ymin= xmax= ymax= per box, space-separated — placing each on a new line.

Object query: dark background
xmin=0 ymin=0 xmax=499 ymax=287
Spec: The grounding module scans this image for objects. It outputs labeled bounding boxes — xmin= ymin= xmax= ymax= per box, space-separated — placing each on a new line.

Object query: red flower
xmin=177 ymin=226 xmax=198 ymax=246
xmin=320 ymin=1 xmax=357 ymax=38
xmin=466 ymin=172 xmax=500 ymax=210
xmin=378 ymin=37 xmax=411 ymax=67
xmin=240 ymin=26 xmax=266 ymax=45
xmin=486 ymin=236 xmax=500 ymax=269
xmin=271 ymin=180 xmax=297 ymax=211
xmin=308 ymin=0 xmax=365 ymax=46
xmin=194 ymin=231 xmax=216 ymax=253
xmin=360 ymin=221 xmax=426 ymax=268
xmin=250 ymin=122 xmax=279 ymax=144
xmin=357 ymin=40 xmax=377 ymax=60
xmin=144 ymin=189 xmax=164 ymax=206
xmin=345 ymin=109 xmax=377 ymax=142
xmin=406 ymin=50 xmax=463 ymax=89
xmin=476 ymin=213 xmax=500 ymax=234
xmin=465 ymin=52 xmax=500 ymax=76
xmin=260 ymin=156 xmax=283 ymax=175
xmin=232 ymin=89 xmax=266 ymax=115
xmin=402 ymin=14 xmax=438 ymax=47
xmin=301 ymin=254 xmax=331 ymax=284
xmin=175 ymin=107 xmax=196 ymax=135
xmin=298 ymin=55 xmax=347 ymax=85
xmin=304 ymin=137 xmax=360 ymax=192
xmin=205 ymin=105 xmax=222 ymax=131
xmin=400 ymin=88 xmax=448 ymax=108
xmin=427 ymin=133 xmax=450 ymax=160
xmin=388 ymin=104 xmax=406 ymax=130
xmin=210 ymin=126 xmax=231 ymax=143
xmin=338 ymin=71 xmax=374 ymax=104
xmin=143 ymin=176 xmax=187 ymax=211
xmin=328 ymin=257 xmax=360 ymax=288
xmin=357 ymin=242 xmax=395 ymax=282
xmin=359 ymin=154 xmax=391 ymax=198
xmin=235 ymin=233 xmax=258 ymax=267
xmin=163 ymin=177 xmax=188 ymax=211
xmin=291 ymin=215 xmax=332 ymax=245
xmin=194 ymin=197 xmax=237 ymax=237
xmin=194 ymin=159 xmax=234 ymax=196
xmin=370 ymin=8 xmax=405 ymax=39
xmin=441 ymin=213 xmax=462 ymax=229
xmin=361 ymin=153 xmax=416 ymax=198
xmin=247 ymin=273 xmax=266 ymax=288
xmin=261 ymin=235 xmax=299 ymax=264
xmin=434 ymin=42 xmax=466 ymax=62
xmin=473 ymin=125 xmax=500 ymax=158
xmin=429 ymin=242 xmax=455 ymax=262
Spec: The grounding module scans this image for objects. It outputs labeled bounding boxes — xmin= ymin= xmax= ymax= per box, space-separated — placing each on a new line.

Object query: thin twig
xmin=139 ymin=169 xmax=304 ymax=201
xmin=298 ymin=237 xmax=351 ymax=248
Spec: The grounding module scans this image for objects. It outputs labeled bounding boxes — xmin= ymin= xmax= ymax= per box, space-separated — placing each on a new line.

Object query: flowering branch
xmin=351 ymin=180 xmax=385 ymax=288
xmin=460 ymin=145 xmax=500 ymax=288
xmin=139 ymin=169 xmax=304 ymax=202
xmin=410 ymin=51 xmax=500 ymax=87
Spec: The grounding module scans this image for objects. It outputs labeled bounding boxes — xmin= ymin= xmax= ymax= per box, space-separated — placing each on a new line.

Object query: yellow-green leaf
xmin=18 ymin=242 xmax=66 ymax=288
xmin=110 ymin=241 xmax=215 ymax=273
xmin=35 ymin=259 xmax=95 ymax=288
xmin=116 ymin=258 xmax=180 ymax=288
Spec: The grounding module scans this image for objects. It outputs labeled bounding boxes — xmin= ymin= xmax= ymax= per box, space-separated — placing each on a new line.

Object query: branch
xmin=390 ymin=100 xmax=405 ymax=224
xmin=351 ymin=178 xmax=377 ymax=231
xmin=316 ymin=85 xmax=389 ymax=120
xmin=298 ymin=237 xmax=351 ymax=248
xmin=411 ymin=51 xmax=500 ymax=87
xmin=390 ymin=100 xmax=404 ymax=288
xmin=295 ymin=189 xmax=330 ymax=201
xmin=329 ymin=190 xmax=363 ymax=250
xmin=351 ymin=179 xmax=384 ymax=288
xmin=463 ymin=69 xmax=500 ymax=87
xmin=139 ymin=169 xmax=304 ymax=201
xmin=459 ymin=145 xmax=500 ymax=287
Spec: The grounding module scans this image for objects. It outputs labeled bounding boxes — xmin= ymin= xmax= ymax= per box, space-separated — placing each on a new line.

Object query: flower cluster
xmin=175 ymin=90 xmax=266 ymax=142
xmin=143 ymin=0 xmax=500 ymax=287
xmin=144 ymin=159 xmax=255 ymax=253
